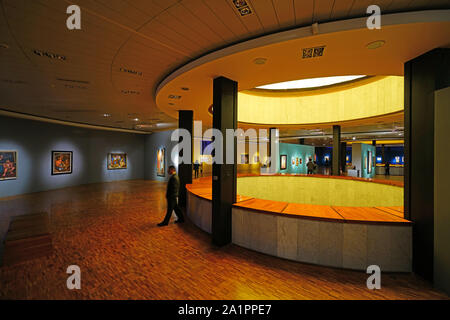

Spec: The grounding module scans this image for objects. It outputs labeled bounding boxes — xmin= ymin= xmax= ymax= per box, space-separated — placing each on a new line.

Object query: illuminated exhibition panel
xmin=238 ymin=76 xmax=403 ymax=125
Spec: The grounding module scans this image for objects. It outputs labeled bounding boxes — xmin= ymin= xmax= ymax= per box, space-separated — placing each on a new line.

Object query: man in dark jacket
xmin=158 ymin=165 xmax=185 ymax=226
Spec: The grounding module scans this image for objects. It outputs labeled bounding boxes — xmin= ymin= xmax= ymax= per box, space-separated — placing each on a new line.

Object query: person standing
xmin=194 ymin=160 xmax=200 ymax=179
xmin=158 ymin=165 xmax=185 ymax=226
xmin=307 ymin=158 xmax=315 ymax=175
xmin=385 ymin=161 xmax=390 ymax=176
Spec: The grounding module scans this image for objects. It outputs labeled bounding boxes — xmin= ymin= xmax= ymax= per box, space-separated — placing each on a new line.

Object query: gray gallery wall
xmin=0 ymin=116 xmax=146 ymax=198
xmin=144 ymin=129 xmax=177 ymax=182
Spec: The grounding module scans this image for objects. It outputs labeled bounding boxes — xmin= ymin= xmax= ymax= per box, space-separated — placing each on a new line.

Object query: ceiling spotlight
xmin=103 ymin=113 xmax=111 ymax=118
xmin=0 ymin=43 xmax=9 ymax=49
xmin=366 ymin=40 xmax=385 ymax=50
xmin=168 ymin=94 xmax=181 ymax=99
xmin=253 ymin=57 xmax=267 ymax=65
xmin=181 ymin=87 xmax=189 ymax=91
xmin=133 ymin=118 xmax=139 ymax=122
xmin=352 ymin=137 xmax=356 ymax=140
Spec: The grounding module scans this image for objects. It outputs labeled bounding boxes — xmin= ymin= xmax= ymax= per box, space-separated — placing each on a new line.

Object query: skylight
xmin=256 ymin=75 xmax=366 ymax=90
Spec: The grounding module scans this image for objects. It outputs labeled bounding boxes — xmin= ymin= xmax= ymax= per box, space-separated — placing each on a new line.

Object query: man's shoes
xmin=175 ymin=219 xmax=185 ymax=224
xmin=157 ymin=222 xmax=168 ymax=227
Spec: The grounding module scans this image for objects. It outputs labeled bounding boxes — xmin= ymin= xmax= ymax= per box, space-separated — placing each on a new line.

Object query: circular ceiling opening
xmin=255 ymin=75 xmax=367 ymax=90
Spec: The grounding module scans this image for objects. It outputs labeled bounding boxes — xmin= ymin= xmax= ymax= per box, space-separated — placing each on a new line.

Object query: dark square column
xmin=405 ymin=48 xmax=450 ymax=281
xmin=178 ymin=110 xmax=193 ymax=208
xmin=340 ymin=142 xmax=347 ymax=174
xmin=332 ymin=125 xmax=341 ymax=176
xmin=212 ymin=77 xmax=237 ymax=246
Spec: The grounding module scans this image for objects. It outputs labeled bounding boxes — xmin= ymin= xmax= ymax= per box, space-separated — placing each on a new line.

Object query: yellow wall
xmin=237 ymin=176 xmax=403 ymax=207
xmin=238 ymin=76 xmax=403 ymax=125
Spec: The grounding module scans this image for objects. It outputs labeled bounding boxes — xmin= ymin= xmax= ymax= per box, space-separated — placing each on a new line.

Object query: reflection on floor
xmin=375 ymin=175 xmax=404 ymax=182
xmin=0 ymin=180 xmax=446 ymax=299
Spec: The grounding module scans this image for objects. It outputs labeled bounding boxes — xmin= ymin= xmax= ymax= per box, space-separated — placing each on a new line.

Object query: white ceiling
xmin=0 ymin=0 xmax=449 ymax=132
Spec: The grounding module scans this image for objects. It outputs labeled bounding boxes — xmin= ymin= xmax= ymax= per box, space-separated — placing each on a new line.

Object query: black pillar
xmin=381 ymin=144 xmax=385 ymax=164
xmin=178 ymin=110 xmax=193 ymax=208
xmin=340 ymin=142 xmax=347 ymax=174
xmin=405 ymin=48 xmax=450 ymax=281
xmin=299 ymin=138 xmax=305 ymax=145
xmin=372 ymin=140 xmax=376 ymax=146
xmin=212 ymin=76 xmax=237 ymax=246
xmin=332 ymin=125 xmax=341 ymax=176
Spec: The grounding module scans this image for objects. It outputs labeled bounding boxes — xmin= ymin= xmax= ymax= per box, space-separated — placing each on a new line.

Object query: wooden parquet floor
xmin=0 ymin=180 xmax=448 ymax=300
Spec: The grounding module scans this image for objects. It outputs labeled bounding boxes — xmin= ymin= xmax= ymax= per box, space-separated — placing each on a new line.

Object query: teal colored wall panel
xmin=361 ymin=144 xmax=376 ymax=179
xmin=278 ymin=143 xmax=315 ymax=174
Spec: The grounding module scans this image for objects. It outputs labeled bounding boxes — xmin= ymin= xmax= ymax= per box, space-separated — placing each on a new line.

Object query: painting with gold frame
xmin=0 ymin=151 xmax=17 ymax=181
xmin=108 ymin=153 xmax=127 ymax=170
xmin=157 ymin=147 xmax=165 ymax=177
xmin=52 ymin=151 xmax=73 ymax=175
xmin=280 ymin=155 xmax=287 ymax=170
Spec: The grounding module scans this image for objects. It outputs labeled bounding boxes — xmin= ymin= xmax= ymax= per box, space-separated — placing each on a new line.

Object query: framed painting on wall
xmin=280 ymin=155 xmax=287 ymax=170
xmin=108 ymin=153 xmax=127 ymax=170
xmin=0 ymin=151 xmax=17 ymax=181
xmin=52 ymin=151 xmax=73 ymax=175
xmin=240 ymin=153 xmax=249 ymax=164
xmin=157 ymin=148 xmax=165 ymax=177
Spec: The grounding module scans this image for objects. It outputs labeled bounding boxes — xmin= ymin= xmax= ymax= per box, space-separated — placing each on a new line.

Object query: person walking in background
xmin=307 ymin=158 xmax=315 ymax=175
xmin=324 ymin=158 xmax=330 ymax=175
xmin=385 ymin=161 xmax=390 ymax=176
xmin=158 ymin=165 xmax=185 ymax=226
xmin=194 ymin=160 xmax=200 ymax=179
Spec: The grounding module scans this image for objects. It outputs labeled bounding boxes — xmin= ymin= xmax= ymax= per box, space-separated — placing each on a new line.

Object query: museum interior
xmin=0 ymin=0 xmax=449 ymax=300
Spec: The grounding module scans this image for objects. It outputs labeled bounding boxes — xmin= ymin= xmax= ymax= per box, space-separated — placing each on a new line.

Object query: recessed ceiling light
xmin=366 ymin=40 xmax=385 ymax=50
xmin=103 ymin=113 xmax=111 ymax=118
xmin=168 ymin=94 xmax=181 ymax=99
xmin=257 ymin=75 xmax=366 ymax=90
xmin=0 ymin=43 xmax=9 ymax=49
xmin=353 ymin=137 xmax=356 ymax=140
xmin=168 ymin=103 xmax=175 ymax=106
xmin=133 ymin=118 xmax=139 ymax=122
xmin=253 ymin=57 xmax=267 ymax=65
xmin=181 ymin=87 xmax=189 ymax=91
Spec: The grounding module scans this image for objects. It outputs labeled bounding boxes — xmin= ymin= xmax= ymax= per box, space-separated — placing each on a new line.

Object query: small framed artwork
xmin=0 ymin=151 xmax=17 ymax=181
xmin=240 ymin=153 xmax=249 ymax=164
xmin=292 ymin=157 xmax=295 ymax=165
xmin=52 ymin=151 xmax=73 ymax=175
xmin=108 ymin=153 xmax=127 ymax=170
xmin=280 ymin=155 xmax=287 ymax=170
xmin=157 ymin=147 xmax=165 ymax=177
xmin=299 ymin=158 xmax=303 ymax=165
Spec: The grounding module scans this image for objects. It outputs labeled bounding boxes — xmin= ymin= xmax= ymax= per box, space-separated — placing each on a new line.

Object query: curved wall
xmin=186 ymin=185 xmax=412 ymax=272
xmin=0 ymin=116 xmax=145 ymax=199
xmin=238 ymin=76 xmax=403 ymax=125
xmin=237 ymin=176 xmax=403 ymax=207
